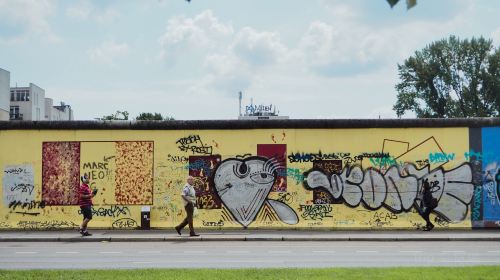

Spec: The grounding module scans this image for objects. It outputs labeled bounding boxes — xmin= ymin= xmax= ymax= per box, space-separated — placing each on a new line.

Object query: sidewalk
xmin=0 ymin=229 xmax=498 ymax=242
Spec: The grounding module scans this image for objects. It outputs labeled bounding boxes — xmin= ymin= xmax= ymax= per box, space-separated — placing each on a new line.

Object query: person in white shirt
xmin=174 ymin=176 xmax=199 ymax=236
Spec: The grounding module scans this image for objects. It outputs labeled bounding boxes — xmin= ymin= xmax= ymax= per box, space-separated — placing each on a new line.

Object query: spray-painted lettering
xmin=299 ymin=204 xmax=333 ymax=220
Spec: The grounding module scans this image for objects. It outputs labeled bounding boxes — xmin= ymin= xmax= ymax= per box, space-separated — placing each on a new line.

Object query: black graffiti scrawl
xmin=213 ymin=156 xmax=298 ymax=228
xmin=304 ymin=163 xmax=474 ymax=223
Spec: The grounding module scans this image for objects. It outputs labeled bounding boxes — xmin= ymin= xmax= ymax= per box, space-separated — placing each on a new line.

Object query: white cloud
xmin=202 ymin=53 xmax=253 ymax=94
xmin=159 ymin=10 xmax=233 ymax=60
xmin=152 ymin=4 xmax=496 ymax=119
xmin=66 ymin=1 xmax=92 ymax=20
xmin=65 ymin=1 xmax=119 ymax=23
xmin=201 ymin=27 xmax=289 ymax=94
xmin=298 ymin=21 xmax=338 ymax=64
xmin=320 ymin=0 xmax=360 ymax=21
xmin=87 ymin=41 xmax=130 ymax=64
xmin=296 ymin=0 xmax=480 ymax=78
xmin=0 ymin=0 xmax=61 ymax=43
xmin=232 ymin=27 xmax=288 ymax=66
xmin=158 ymin=10 xmax=291 ymax=95
xmin=95 ymin=8 xmax=119 ymax=23
xmin=301 ymin=0 xmax=484 ymax=79
xmin=297 ymin=20 xmax=390 ymax=76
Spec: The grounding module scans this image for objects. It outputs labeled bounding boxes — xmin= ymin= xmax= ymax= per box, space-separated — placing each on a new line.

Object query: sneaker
xmin=82 ymin=231 xmax=92 ymax=236
xmin=79 ymin=229 xmax=84 ymax=236
xmin=423 ymin=224 xmax=434 ymax=231
xmin=175 ymin=226 xmax=182 ymax=236
xmin=189 ymin=233 xmax=200 ymax=237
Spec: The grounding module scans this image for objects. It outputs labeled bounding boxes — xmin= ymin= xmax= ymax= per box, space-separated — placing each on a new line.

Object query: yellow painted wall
xmin=0 ymin=127 xmax=474 ymax=230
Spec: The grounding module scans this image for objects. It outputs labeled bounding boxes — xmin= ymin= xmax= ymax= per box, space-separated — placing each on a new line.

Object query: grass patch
xmin=0 ymin=266 xmax=499 ymax=280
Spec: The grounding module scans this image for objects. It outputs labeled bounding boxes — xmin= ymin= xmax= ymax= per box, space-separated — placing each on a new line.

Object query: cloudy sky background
xmin=0 ymin=0 xmax=499 ymax=120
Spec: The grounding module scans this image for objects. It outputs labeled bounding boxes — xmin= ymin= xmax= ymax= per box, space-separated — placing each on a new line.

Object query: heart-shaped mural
xmin=213 ymin=156 xmax=278 ymax=228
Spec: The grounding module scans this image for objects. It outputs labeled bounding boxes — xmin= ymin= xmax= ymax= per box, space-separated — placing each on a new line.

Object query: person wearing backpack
xmin=417 ymin=178 xmax=438 ymax=231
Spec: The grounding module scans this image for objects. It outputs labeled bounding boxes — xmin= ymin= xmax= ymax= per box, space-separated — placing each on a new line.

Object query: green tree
xmin=387 ymin=0 xmax=417 ymax=9
xmin=135 ymin=112 xmax=174 ymax=120
xmin=393 ymin=36 xmax=500 ymax=118
xmin=99 ymin=110 xmax=129 ymax=120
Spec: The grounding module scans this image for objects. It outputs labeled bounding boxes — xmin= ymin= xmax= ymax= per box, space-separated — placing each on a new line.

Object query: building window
xmin=12 ymin=90 xmax=30 ymax=101
xmin=9 ymin=106 xmax=21 ymax=120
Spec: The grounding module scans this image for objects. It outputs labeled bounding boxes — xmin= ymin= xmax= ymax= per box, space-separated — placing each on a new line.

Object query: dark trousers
xmin=421 ymin=207 xmax=433 ymax=228
xmin=177 ymin=203 xmax=195 ymax=234
xmin=416 ymin=204 xmax=433 ymax=228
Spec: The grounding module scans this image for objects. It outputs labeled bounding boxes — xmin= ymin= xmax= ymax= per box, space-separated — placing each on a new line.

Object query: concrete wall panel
xmin=0 ymin=121 xmax=498 ymax=230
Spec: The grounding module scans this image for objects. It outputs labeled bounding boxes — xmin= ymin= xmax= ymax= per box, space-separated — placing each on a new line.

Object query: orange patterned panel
xmin=114 ymin=142 xmax=154 ymax=204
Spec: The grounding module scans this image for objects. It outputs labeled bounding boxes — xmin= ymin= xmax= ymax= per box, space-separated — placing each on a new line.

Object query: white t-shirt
xmin=181 ymin=184 xmax=196 ymax=206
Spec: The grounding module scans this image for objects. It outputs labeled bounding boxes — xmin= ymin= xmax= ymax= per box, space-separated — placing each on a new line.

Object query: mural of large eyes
xmin=233 ymin=162 xmax=250 ymax=178
xmin=250 ymin=171 xmax=275 ymax=184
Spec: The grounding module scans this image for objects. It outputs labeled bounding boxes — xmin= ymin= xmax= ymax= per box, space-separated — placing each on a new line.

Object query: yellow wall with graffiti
xmin=0 ymin=127 xmax=475 ymax=230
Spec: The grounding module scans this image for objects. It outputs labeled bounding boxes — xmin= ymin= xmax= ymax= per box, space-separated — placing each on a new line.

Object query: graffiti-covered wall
xmin=0 ymin=120 xmax=499 ymax=230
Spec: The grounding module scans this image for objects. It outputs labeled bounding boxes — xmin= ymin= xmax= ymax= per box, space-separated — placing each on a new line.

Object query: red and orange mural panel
xmin=42 ymin=142 xmax=80 ymax=205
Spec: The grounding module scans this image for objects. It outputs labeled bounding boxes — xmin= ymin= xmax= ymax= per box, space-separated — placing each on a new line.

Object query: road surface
xmin=1 ymin=241 xmax=499 ymax=269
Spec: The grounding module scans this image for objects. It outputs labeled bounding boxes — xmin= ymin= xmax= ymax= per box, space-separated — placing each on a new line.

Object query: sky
xmin=0 ymin=0 xmax=499 ymax=120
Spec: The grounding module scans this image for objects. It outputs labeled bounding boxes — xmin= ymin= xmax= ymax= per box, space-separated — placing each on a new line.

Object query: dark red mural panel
xmin=42 ymin=142 xmax=81 ymax=205
xmin=189 ymin=155 xmax=222 ymax=209
xmin=257 ymin=144 xmax=287 ymax=192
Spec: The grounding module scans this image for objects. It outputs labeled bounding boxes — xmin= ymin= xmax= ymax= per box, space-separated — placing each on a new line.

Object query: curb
xmin=201 ymin=237 xmax=246 ymax=241
xmin=111 ymin=237 xmax=166 ymax=242
xmin=283 ymin=237 xmax=350 ymax=241
xmin=448 ymin=237 xmax=500 ymax=241
xmin=245 ymin=237 xmax=283 ymax=241
xmin=1 ymin=236 xmax=499 ymax=242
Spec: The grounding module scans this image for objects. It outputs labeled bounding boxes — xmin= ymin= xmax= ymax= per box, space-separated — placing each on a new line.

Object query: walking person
xmin=78 ymin=174 xmax=96 ymax=236
xmin=416 ymin=178 xmax=438 ymax=231
xmin=175 ymin=176 xmax=199 ymax=237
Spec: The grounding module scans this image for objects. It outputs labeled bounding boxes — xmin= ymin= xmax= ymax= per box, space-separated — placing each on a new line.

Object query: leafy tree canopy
xmin=135 ymin=112 xmax=174 ymax=120
xmin=393 ymin=36 xmax=500 ymax=118
xmin=98 ymin=110 xmax=129 ymax=120
xmin=387 ymin=0 xmax=417 ymax=9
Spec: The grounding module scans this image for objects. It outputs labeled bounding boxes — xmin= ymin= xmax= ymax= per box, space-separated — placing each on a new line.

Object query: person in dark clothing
xmin=496 ymin=169 xmax=500 ymax=203
xmin=417 ymin=178 xmax=438 ymax=231
xmin=78 ymin=174 xmax=96 ymax=236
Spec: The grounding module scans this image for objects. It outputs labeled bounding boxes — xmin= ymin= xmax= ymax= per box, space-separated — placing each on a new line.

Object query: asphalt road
xmin=1 ymin=241 xmax=499 ymax=269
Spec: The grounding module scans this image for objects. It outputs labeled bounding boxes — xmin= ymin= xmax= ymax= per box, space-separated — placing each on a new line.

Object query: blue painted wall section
xmin=481 ymin=127 xmax=500 ymax=227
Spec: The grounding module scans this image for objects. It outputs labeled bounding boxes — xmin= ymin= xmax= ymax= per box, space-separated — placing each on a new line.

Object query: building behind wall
xmin=238 ymin=103 xmax=289 ymax=120
xmin=10 ymin=83 xmax=45 ymax=121
xmin=0 ymin=68 xmax=9 ymax=120
xmin=51 ymin=100 xmax=73 ymax=120
xmin=237 ymin=92 xmax=289 ymax=120
xmin=45 ymin=98 xmax=73 ymax=121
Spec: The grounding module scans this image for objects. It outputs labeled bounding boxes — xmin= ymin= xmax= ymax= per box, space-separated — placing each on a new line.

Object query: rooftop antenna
xmin=238 ymin=91 xmax=242 ymax=117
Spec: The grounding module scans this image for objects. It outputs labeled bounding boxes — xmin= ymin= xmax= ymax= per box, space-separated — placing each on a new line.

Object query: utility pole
xmin=238 ymin=91 xmax=242 ymax=117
